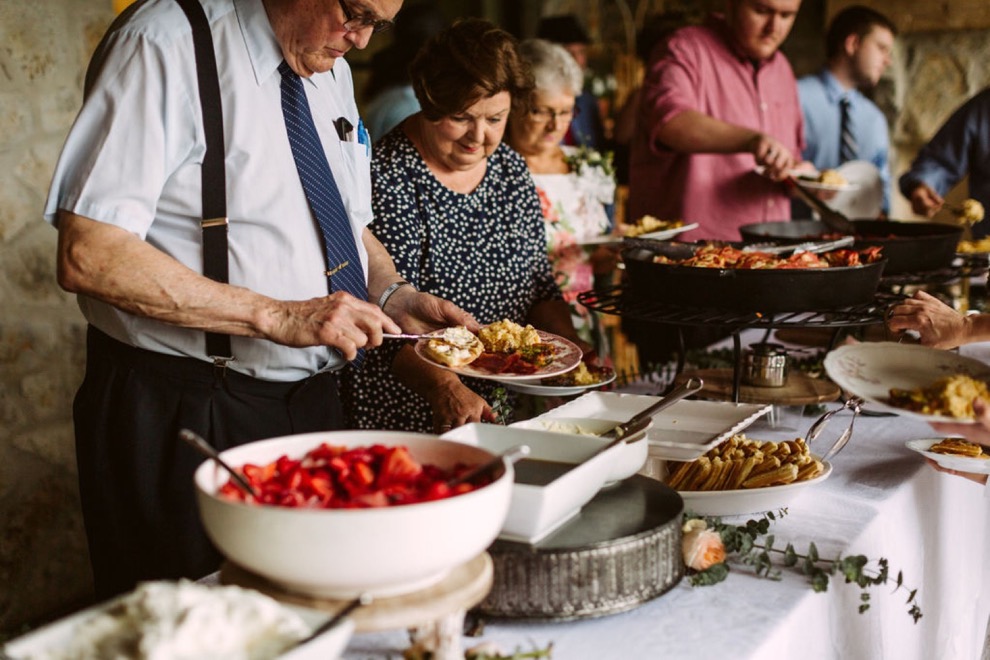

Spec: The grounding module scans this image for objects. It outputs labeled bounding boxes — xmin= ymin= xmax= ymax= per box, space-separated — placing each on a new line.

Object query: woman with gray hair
xmin=507 ymin=38 xmax=617 ymax=360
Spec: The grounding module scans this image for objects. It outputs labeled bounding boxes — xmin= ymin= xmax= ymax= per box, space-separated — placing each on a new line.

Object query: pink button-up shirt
xmin=628 ymin=15 xmax=804 ymax=242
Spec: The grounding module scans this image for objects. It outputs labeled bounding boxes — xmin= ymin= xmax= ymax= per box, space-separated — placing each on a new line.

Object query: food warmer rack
xmin=577 ymin=285 xmax=902 ymax=402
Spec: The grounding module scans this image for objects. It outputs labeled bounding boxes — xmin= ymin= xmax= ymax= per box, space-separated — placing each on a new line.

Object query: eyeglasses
xmin=338 ymin=0 xmax=393 ymax=34
xmin=529 ymin=106 xmax=579 ymax=123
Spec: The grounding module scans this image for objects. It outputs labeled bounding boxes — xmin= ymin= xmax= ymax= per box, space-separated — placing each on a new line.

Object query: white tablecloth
xmin=345 ymin=343 xmax=990 ymax=660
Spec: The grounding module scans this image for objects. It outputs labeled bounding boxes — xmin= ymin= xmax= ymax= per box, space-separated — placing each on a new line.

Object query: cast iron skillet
xmin=738 ymin=220 xmax=962 ymax=275
xmin=621 ymin=242 xmax=887 ymax=314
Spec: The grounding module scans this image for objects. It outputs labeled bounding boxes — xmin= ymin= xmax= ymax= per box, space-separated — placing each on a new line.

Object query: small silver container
xmin=744 ymin=343 xmax=789 ymax=388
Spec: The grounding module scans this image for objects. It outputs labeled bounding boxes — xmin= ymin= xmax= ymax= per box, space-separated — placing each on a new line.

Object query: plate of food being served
xmin=504 ymin=362 xmax=616 ymax=396
xmin=824 ymin=342 xmax=990 ymax=423
xmin=905 ymin=437 xmax=990 ymax=475
xmin=414 ymin=320 xmax=582 ymax=382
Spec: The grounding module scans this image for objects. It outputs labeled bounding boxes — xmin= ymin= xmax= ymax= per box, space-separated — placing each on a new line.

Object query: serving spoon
xmin=179 ymin=428 xmax=259 ymax=499
xmin=446 ymin=444 xmax=530 ymax=489
xmin=295 ymin=593 xmax=372 ymax=648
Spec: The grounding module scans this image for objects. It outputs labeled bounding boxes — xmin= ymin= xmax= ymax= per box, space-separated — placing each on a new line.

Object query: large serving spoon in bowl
xmin=446 ymin=444 xmax=530 ymax=489
xmin=293 ymin=593 xmax=372 ymax=649
xmin=179 ymin=428 xmax=259 ymax=499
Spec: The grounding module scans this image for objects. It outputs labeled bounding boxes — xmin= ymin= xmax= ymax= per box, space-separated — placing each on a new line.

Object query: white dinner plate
xmin=504 ymin=368 xmax=616 ymax=396
xmin=536 ymin=391 xmax=770 ymax=461
xmin=632 ymin=222 xmax=700 ymax=241
xmin=828 ymin=161 xmax=883 ymax=219
xmin=905 ymin=438 xmax=990 ymax=475
xmin=824 ymin=342 xmax=990 ymax=423
xmin=755 ymin=166 xmax=859 ymax=191
xmin=414 ymin=329 xmax=581 ymax=382
xmin=577 ymin=234 xmax=624 ymax=246
xmin=673 ymin=459 xmax=832 ymax=516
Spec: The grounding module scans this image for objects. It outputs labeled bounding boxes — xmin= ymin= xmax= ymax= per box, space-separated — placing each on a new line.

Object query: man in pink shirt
xmin=628 ymin=0 xmax=805 ymax=241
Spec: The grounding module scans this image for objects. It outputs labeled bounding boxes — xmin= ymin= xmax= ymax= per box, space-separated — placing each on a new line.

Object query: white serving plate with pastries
xmin=442 ymin=423 xmax=627 ymax=544
xmin=663 ymin=459 xmax=833 ymax=517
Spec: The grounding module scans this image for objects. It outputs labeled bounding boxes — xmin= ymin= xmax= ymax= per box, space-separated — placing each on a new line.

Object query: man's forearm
xmin=56 ymin=210 xmax=274 ymax=337
xmin=653 ymin=110 xmax=759 ymax=154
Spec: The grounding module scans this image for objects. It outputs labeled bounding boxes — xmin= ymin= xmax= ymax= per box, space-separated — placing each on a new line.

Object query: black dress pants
xmin=75 ymin=326 xmax=343 ymax=600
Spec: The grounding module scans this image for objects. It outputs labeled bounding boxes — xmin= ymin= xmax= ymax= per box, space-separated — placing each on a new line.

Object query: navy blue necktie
xmin=280 ymin=61 xmax=366 ymax=365
xmin=839 ymin=96 xmax=857 ymax=164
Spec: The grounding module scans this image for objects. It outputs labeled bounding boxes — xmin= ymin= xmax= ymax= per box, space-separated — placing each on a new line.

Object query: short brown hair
xmin=410 ymin=18 xmax=533 ymax=121
xmin=825 ymin=6 xmax=897 ymax=61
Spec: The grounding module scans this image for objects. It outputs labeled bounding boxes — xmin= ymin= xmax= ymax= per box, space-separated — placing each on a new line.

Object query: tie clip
xmin=325 ymin=261 xmax=350 ymax=277
xmin=201 ymin=217 xmax=228 ymax=228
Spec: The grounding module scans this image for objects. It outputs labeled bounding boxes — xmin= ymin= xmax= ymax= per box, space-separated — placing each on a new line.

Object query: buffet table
xmin=343 ymin=346 xmax=990 ymax=660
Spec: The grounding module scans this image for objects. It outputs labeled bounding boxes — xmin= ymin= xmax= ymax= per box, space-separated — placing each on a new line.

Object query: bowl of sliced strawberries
xmin=194 ymin=431 xmax=512 ymax=598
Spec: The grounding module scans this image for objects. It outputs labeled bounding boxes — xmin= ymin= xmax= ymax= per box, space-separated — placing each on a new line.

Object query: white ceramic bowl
xmin=1 ymin=586 xmax=354 ymax=660
xmin=442 ymin=423 xmax=625 ymax=543
xmin=509 ymin=417 xmax=650 ymax=483
xmin=194 ymin=431 xmax=512 ymax=598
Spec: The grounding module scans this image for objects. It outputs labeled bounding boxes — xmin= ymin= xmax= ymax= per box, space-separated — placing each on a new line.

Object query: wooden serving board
xmin=221 ymin=553 xmax=492 ymax=633
xmin=675 ymin=369 xmax=841 ymax=405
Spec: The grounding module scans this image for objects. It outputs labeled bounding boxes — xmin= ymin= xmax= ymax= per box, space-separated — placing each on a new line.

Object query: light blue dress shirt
xmin=363 ymin=84 xmax=420 ymax=143
xmin=798 ymin=69 xmax=891 ymax=214
xmin=900 ymin=87 xmax=990 ymax=238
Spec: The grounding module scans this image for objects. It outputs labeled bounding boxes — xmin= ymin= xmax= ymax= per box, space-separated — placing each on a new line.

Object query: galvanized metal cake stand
xmin=480 ymin=475 xmax=684 ymax=620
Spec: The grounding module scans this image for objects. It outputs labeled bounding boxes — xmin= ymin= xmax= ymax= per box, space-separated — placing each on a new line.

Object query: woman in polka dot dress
xmin=340 ymin=19 xmax=590 ymax=434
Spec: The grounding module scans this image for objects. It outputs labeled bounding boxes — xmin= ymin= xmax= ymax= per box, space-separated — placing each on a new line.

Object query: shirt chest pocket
xmin=333 ymin=140 xmax=372 ymax=225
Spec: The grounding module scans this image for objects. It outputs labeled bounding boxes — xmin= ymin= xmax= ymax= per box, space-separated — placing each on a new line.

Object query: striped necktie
xmin=279 ymin=60 xmax=366 ymax=366
xmin=839 ymin=96 xmax=857 ymax=163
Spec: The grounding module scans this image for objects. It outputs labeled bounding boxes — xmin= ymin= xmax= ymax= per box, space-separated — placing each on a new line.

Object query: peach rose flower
xmin=682 ymin=519 xmax=726 ymax=571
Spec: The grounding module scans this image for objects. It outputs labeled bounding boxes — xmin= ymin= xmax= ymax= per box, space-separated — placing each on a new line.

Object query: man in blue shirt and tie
xmin=796 ymin=6 xmax=896 ymax=216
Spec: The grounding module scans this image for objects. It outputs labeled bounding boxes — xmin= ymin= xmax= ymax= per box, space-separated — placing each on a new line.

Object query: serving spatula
xmin=787 ymin=175 xmax=857 ymax=234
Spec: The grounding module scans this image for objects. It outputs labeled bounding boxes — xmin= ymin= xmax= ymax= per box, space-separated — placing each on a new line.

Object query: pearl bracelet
xmin=377 ymin=280 xmax=412 ymax=309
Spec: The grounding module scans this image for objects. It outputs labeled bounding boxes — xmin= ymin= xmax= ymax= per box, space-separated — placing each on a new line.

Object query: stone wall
xmin=0 ymin=0 xmax=110 ymax=634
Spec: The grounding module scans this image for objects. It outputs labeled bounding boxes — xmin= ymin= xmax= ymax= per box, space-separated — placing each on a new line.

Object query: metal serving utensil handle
xmin=606 ymin=377 xmax=704 ymax=441
xmin=787 ymin=175 xmax=856 ymax=234
xmin=296 ymin=593 xmax=372 ymax=647
xmin=179 ymin=428 xmax=259 ymax=499
xmin=805 ymin=397 xmax=862 ymax=461
xmin=446 ymin=444 xmax=530 ymax=489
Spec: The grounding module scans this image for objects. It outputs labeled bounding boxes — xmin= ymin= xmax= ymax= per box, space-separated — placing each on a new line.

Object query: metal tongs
xmin=787 ymin=174 xmax=857 ymax=234
xmin=743 ymin=235 xmax=855 ymax=256
xmin=805 ymin=396 xmax=863 ymax=462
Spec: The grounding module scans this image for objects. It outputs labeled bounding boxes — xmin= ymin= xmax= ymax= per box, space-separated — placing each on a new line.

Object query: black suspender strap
xmin=174 ymin=0 xmax=234 ymax=363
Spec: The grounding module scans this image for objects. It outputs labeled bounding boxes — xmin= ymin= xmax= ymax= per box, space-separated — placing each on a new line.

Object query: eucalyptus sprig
xmin=688 ymin=510 xmax=923 ymax=623
xmin=490 ymin=385 xmax=512 ymax=426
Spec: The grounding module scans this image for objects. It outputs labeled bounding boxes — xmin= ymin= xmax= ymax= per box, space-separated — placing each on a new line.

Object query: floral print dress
xmin=531 ymin=145 xmax=616 ymax=355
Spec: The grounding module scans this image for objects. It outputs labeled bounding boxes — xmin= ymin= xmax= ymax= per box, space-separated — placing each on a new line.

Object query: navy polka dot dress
xmin=340 ymin=129 xmax=562 ymax=432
